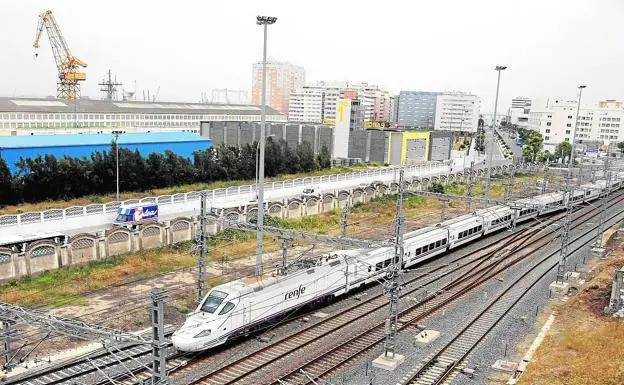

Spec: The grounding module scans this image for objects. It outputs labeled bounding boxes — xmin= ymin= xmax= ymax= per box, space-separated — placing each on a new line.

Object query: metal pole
xmin=340 ymin=205 xmax=349 ymax=238
xmin=383 ymin=170 xmax=405 ymax=358
xmin=197 ymin=192 xmax=208 ymax=301
xmin=115 ymin=133 xmax=120 ymax=201
xmin=150 ymin=288 xmax=168 ymax=385
xmin=485 ymin=66 xmax=506 ymax=208
xmin=595 ymin=158 xmax=610 ymax=249
xmin=556 ymin=182 xmax=573 ymax=284
xmin=542 ymin=166 xmax=548 ymax=194
xmin=2 ymin=320 xmax=13 ymax=372
xmin=466 ymin=161 xmax=475 ymax=211
xmin=568 ymin=85 xmax=586 ymax=181
xmin=280 ymin=237 xmax=289 ymax=275
xmin=256 ymin=20 xmax=270 ymax=277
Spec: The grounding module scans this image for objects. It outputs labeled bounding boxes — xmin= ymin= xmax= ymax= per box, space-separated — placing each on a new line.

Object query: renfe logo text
xmin=284 ymin=285 xmax=306 ymax=301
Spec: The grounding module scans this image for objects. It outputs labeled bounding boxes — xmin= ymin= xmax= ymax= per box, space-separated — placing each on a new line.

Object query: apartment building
xmin=529 ymin=97 xmax=624 ymax=149
xmin=288 ymin=81 xmax=391 ymax=125
xmin=508 ymin=96 xmax=532 ymax=129
xmin=434 ymin=92 xmax=480 ymax=133
xmin=252 ymin=60 xmax=305 ymax=115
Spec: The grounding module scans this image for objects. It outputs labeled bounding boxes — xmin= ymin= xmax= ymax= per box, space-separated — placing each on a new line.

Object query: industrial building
xmin=0 ymin=132 xmax=212 ymax=173
xmin=200 ymin=121 xmax=333 ymax=156
xmin=0 ymin=97 xmax=286 ymax=136
xmin=200 ymin=120 xmax=452 ymax=166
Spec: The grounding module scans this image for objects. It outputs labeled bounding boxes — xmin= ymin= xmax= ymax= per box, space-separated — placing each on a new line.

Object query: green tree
xmin=554 ymin=141 xmax=572 ymax=163
xmin=428 ymin=182 xmax=445 ymax=194
xmin=522 ymin=130 xmax=544 ymax=162
xmin=0 ymin=158 xmax=14 ymax=206
xmin=316 ymin=144 xmax=331 ymax=169
xmin=296 ymin=141 xmax=317 ymax=172
xmin=618 ymin=141 xmax=624 ymax=154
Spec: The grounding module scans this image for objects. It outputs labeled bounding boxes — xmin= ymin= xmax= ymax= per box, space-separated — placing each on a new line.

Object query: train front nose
xmin=172 ymin=329 xmax=205 ymax=352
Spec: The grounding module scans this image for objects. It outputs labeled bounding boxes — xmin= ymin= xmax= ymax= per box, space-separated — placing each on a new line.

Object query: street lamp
xmin=255 ymin=135 xmax=276 ymax=200
xmin=112 ymin=130 xmax=123 ymax=200
xmin=484 ymin=65 xmax=507 ymax=208
xmin=568 ymin=85 xmax=587 ymax=180
xmin=255 ymin=15 xmax=277 ymax=277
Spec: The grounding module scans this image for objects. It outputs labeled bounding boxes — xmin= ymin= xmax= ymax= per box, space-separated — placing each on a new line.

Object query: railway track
xmin=398 ymin=204 xmax=624 ymax=385
xmin=173 ymin=194 xmax=624 ymax=385
xmin=265 ymin=195 xmax=624 ymax=385
xmin=91 ymin=213 xmax=543 ymax=385
xmin=11 ymin=192 xmax=622 ymax=385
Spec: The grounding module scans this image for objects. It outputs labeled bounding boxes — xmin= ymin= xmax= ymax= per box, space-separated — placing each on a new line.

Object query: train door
xmin=242 ymin=299 xmax=251 ymax=325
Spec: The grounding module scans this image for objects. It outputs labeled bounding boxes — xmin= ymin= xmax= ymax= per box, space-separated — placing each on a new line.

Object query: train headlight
xmin=193 ymin=329 xmax=212 ymax=338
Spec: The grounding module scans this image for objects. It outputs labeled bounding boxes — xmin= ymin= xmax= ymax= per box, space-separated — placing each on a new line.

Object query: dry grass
xmin=0 ymin=245 xmax=197 ymax=307
xmin=519 ymin=240 xmax=624 ymax=385
xmin=0 ymin=177 xmax=523 ymax=309
xmin=0 ymin=164 xmax=371 ymax=215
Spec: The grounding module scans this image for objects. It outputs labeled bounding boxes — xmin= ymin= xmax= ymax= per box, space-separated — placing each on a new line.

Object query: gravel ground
xmin=326 ymin=208 xmax=624 ymax=385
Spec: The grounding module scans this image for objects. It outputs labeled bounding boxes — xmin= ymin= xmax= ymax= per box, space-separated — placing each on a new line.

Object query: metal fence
xmin=0 ymin=160 xmax=475 ymax=238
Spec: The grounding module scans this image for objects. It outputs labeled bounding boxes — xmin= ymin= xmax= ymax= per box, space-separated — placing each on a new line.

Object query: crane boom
xmin=33 ymin=9 xmax=87 ymax=100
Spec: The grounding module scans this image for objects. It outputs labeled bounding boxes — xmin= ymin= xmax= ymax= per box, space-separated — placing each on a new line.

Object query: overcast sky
xmin=1 ymin=0 xmax=623 ymax=113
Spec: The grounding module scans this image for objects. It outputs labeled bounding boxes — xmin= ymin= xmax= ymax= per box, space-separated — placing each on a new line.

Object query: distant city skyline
xmin=2 ymin=0 xmax=624 ymax=114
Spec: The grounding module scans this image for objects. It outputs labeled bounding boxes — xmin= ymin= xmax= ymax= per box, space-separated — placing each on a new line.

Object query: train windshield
xmin=200 ymin=290 xmax=228 ymax=314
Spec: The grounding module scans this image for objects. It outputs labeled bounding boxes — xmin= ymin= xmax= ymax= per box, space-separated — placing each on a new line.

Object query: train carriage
xmin=512 ymin=198 xmax=539 ymax=224
xmin=402 ymin=226 xmax=449 ymax=268
xmin=566 ymin=189 xmax=586 ymax=207
xmin=439 ymin=214 xmax=484 ymax=249
xmin=580 ymin=182 xmax=601 ymax=202
xmin=530 ymin=192 xmax=565 ymax=215
xmin=475 ymin=205 xmax=514 ymax=235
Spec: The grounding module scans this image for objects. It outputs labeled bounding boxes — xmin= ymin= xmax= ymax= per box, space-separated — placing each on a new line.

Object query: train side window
xmin=368 ymin=266 xmax=372 ymax=272
xmin=442 ymin=238 xmax=447 ymax=245
xmin=416 ymin=247 xmax=421 ymax=255
xmin=435 ymin=240 xmax=441 ymax=248
xmin=376 ymin=262 xmax=383 ymax=270
xmin=218 ymin=302 xmax=235 ymax=315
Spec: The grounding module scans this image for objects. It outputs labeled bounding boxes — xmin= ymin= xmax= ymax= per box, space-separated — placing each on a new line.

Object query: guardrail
xmin=0 ymin=161 xmax=461 ymax=238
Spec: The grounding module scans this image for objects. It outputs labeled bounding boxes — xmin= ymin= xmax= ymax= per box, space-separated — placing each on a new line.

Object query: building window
xmin=566 ymin=123 xmax=571 ymax=127
xmin=565 ymin=130 xmax=570 ymax=134
xmin=545 ymin=129 xmax=550 ymax=133
xmin=567 ymin=115 xmax=573 ymax=119
xmin=545 ymin=136 xmax=550 ymax=140
xmin=546 ymin=122 xmax=551 ymax=126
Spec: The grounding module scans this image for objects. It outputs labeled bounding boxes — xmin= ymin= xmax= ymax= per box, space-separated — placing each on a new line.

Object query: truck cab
xmin=113 ymin=204 xmax=159 ymax=229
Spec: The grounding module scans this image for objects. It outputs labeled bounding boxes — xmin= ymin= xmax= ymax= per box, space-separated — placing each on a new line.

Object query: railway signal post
xmin=197 ymin=192 xmax=208 ymax=301
xmin=372 ymin=170 xmax=406 ymax=371
xmin=150 ymin=287 xmax=169 ymax=385
xmin=466 ymin=161 xmax=475 ymax=211
xmin=2 ymin=320 xmax=14 ymax=372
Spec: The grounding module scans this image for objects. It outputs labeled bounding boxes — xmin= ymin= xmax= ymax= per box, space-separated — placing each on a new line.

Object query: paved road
xmin=497 ymin=128 xmax=524 ymax=160
xmin=2 ymin=161 xmax=481 ymax=239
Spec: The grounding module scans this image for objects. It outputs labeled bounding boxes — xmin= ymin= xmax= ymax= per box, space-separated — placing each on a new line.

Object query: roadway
xmin=5 ymin=161 xmax=510 ymax=239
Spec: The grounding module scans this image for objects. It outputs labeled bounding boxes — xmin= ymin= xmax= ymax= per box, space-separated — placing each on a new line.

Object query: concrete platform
xmin=550 ymin=281 xmax=570 ymax=294
xmin=312 ymin=312 xmax=329 ymax=318
xmin=591 ymin=247 xmax=606 ymax=258
xmin=414 ymin=329 xmax=440 ymax=347
xmin=372 ymin=353 xmax=405 ymax=371
xmin=492 ymin=359 xmax=518 ymax=372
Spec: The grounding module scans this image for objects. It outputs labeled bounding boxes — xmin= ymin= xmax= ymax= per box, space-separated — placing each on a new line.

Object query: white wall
xmin=434 ymin=92 xmax=480 ymax=132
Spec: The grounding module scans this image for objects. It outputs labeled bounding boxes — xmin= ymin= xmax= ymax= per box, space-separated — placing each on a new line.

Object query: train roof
xmin=437 ymin=213 xmax=481 ymax=227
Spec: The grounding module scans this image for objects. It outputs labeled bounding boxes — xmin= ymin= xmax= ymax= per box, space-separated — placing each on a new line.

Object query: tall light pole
xmin=568 ymin=85 xmax=587 ymax=180
xmin=112 ymin=130 xmax=123 ymax=200
xmin=255 ymin=135 xmax=276 ymax=199
xmin=255 ymin=15 xmax=277 ymax=277
xmin=484 ymin=65 xmax=507 ymax=208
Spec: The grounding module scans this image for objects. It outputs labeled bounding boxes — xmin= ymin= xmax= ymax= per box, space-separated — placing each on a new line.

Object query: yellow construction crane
xmin=33 ymin=10 xmax=87 ymax=100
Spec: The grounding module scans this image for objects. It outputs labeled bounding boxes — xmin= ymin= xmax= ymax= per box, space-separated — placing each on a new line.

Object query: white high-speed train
xmin=172 ymin=175 xmax=624 ymax=352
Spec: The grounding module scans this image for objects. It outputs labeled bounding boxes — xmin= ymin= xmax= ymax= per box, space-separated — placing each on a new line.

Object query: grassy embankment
xmin=518 ymin=237 xmax=624 ymax=385
xmin=0 ymin=164 xmax=375 ymax=215
xmin=0 ymin=175 xmax=540 ymax=309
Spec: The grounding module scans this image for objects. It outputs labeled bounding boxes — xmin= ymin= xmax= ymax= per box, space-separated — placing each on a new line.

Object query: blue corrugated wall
xmin=0 ymin=140 xmax=212 ymax=174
